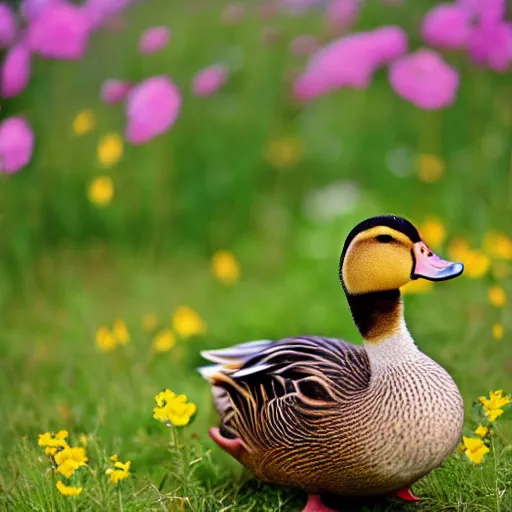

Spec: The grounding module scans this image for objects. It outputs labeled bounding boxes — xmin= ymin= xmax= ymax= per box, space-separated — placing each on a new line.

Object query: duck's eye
xmin=376 ymin=234 xmax=394 ymax=243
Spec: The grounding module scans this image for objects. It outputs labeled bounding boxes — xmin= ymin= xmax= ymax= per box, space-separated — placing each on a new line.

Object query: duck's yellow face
xmin=342 ymin=224 xmax=463 ymax=295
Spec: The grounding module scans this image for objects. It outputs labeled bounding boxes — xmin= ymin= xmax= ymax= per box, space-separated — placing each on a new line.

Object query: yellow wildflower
xmin=88 ymin=176 xmax=114 ymax=206
xmin=54 ymin=447 xmax=88 ymax=478
xmin=38 ymin=431 xmax=70 ymax=456
xmin=97 ymin=133 xmax=123 ymax=167
xmin=492 ymin=323 xmax=504 ymax=340
xmin=265 ymin=136 xmax=303 ymax=170
xmin=400 ymin=279 xmax=434 ymax=295
xmin=483 ymin=231 xmax=512 ymax=261
xmin=416 ymin=154 xmax=445 ymax=183
xmin=462 ymin=436 xmax=489 ymax=464
xmin=56 ymin=480 xmax=83 ymax=496
xmin=79 ymin=433 xmax=88 ymax=447
xmin=113 ymin=320 xmax=129 ymax=345
xmin=142 ymin=313 xmax=159 ymax=332
xmin=479 ymin=390 xmax=510 ymax=422
xmin=172 ymin=306 xmax=206 ymax=338
xmin=212 ymin=250 xmax=240 ymax=285
xmin=420 ymin=217 xmax=446 ymax=249
xmin=463 ymin=250 xmax=490 ymax=279
xmin=152 ymin=329 xmax=176 ymax=353
xmin=72 ymin=109 xmax=95 ymax=136
xmin=95 ymin=326 xmax=117 ymax=352
xmin=106 ymin=455 xmax=131 ymax=485
xmin=488 ymin=285 xmax=507 ymax=308
xmin=448 ymin=238 xmax=470 ymax=262
xmin=475 ymin=425 xmax=489 ymax=437
xmin=153 ymin=389 xmax=197 ymax=427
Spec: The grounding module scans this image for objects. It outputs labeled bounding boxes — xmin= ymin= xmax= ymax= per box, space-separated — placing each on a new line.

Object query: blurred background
xmin=1 ymin=0 xmax=511 ymax=510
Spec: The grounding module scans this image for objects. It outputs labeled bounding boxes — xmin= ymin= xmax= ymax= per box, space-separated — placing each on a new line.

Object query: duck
xmin=199 ymin=215 xmax=465 ymax=512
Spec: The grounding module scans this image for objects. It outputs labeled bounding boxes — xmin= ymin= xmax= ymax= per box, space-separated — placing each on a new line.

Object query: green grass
xmin=1 ymin=0 xmax=512 ymax=510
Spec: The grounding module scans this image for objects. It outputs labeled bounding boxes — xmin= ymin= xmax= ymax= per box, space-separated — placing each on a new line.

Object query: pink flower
xmin=84 ymin=0 xmax=137 ymax=28
xmin=191 ymin=65 xmax=228 ymax=97
xmin=101 ymin=79 xmax=132 ymax=104
xmin=21 ymin=0 xmax=59 ymax=21
xmin=293 ymin=26 xmax=407 ymax=101
xmin=325 ymin=0 xmax=361 ymax=34
xmin=1 ymin=45 xmax=31 ymax=98
xmin=138 ymin=26 xmax=171 ymax=54
xmin=0 ymin=3 xmax=17 ymax=48
xmin=389 ymin=49 xmax=459 ymax=110
xmin=125 ymin=76 xmax=181 ymax=145
xmin=290 ymin=34 xmax=319 ymax=56
xmin=27 ymin=2 xmax=91 ymax=60
xmin=0 ymin=117 xmax=35 ymax=173
xmin=467 ymin=21 xmax=512 ymax=72
xmin=422 ymin=4 xmax=472 ymax=50
xmin=457 ymin=0 xmax=505 ymax=23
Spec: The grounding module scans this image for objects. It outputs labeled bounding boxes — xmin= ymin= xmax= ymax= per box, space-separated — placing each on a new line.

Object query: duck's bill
xmin=411 ymin=241 xmax=464 ymax=281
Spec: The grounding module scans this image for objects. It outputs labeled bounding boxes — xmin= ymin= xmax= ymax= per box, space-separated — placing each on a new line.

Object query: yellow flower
xmin=492 ymin=323 xmax=504 ymax=340
xmin=448 ymin=238 xmax=470 ymax=262
xmin=479 ymin=390 xmax=510 ymax=422
xmin=462 ymin=436 xmax=490 ymax=464
xmin=56 ymin=480 xmax=83 ymax=496
xmin=152 ymin=329 xmax=176 ymax=353
xmin=72 ymin=109 xmax=95 ymax=136
xmin=106 ymin=455 xmax=131 ymax=485
xmin=416 ymin=154 xmax=445 ymax=183
xmin=483 ymin=231 xmax=512 ymax=261
xmin=153 ymin=389 xmax=197 ymax=427
xmin=96 ymin=326 xmax=117 ymax=352
xmin=463 ymin=250 xmax=491 ymax=279
xmin=97 ymin=133 xmax=123 ymax=168
xmin=113 ymin=320 xmax=129 ymax=345
xmin=400 ymin=279 xmax=434 ymax=295
xmin=265 ymin=136 xmax=303 ymax=170
xmin=54 ymin=447 xmax=88 ymax=478
xmin=420 ymin=217 xmax=446 ymax=249
xmin=488 ymin=285 xmax=507 ymax=308
xmin=142 ymin=313 xmax=159 ymax=332
xmin=475 ymin=425 xmax=489 ymax=437
xmin=172 ymin=306 xmax=206 ymax=338
xmin=38 ymin=431 xmax=70 ymax=455
xmin=212 ymin=250 xmax=240 ymax=285
xmin=79 ymin=433 xmax=88 ymax=447
xmin=88 ymin=176 xmax=114 ymax=206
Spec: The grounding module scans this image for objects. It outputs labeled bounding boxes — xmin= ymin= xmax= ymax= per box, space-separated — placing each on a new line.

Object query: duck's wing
xmin=199 ymin=336 xmax=370 ymax=451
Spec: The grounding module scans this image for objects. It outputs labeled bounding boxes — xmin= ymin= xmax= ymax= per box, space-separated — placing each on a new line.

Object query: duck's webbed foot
xmin=208 ymin=427 xmax=244 ymax=461
xmin=395 ymin=488 xmax=421 ymax=501
xmin=302 ymin=495 xmax=339 ymax=512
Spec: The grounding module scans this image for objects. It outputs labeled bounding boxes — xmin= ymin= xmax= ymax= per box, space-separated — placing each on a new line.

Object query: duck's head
xmin=340 ymin=215 xmax=463 ymax=296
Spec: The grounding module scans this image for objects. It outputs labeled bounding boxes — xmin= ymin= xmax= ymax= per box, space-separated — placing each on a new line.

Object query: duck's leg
xmin=208 ymin=427 xmax=244 ymax=461
xmin=302 ymin=495 xmax=338 ymax=512
xmin=395 ymin=488 xmax=420 ymax=501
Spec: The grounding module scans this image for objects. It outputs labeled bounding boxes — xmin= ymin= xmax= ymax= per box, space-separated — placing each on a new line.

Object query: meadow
xmin=1 ymin=0 xmax=512 ymax=511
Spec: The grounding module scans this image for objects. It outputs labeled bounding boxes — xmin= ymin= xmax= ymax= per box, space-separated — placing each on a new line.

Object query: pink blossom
xmin=0 ymin=117 xmax=35 ymax=173
xmin=457 ymin=0 xmax=505 ymax=23
xmin=221 ymin=2 xmax=245 ymax=24
xmin=138 ymin=26 xmax=171 ymax=55
xmin=467 ymin=21 xmax=512 ymax=72
xmin=294 ymin=26 xmax=407 ymax=101
xmin=101 ymin=79 xmax=132 ymax=104
xmin=27 ymin=2 xmax=91 ymax=60
xmin=389 ymin=49 xmax=459 ymax=110
xmin=191 ymin=65 xmax=228 ymax=97
xmin=21 ymin=0 xmax=60 ymax=21
xmin=422 ymin=4 xmax=472 ymax=50
xmin=1 ymin=45 xmax=31 ymax=98
xmin=325 ymin=0 xmax=361 ymax=34
xmin=290 ymin=35 xmax=319 ymax=56
xmin=125 ymin=76 xmax=181 ymax=145
xmin=258 ymin=2 xmax=278 ymax=19
xmin=84 ymin=0 xmax=137 ymax=28
xmin=0 ymin=3 xmax=17 ymax=48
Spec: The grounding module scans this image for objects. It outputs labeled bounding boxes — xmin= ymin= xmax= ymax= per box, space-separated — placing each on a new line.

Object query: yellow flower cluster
xmin=419 ymin=217 xmax=446 ymax=249
xmin=38 ymin=430 xmax=87 ymax=496
xmin=88 ymin=176 xmax=114 ymax=206
xmin=106 ymin=454 xmax=131 ymax=485
xmin=96 ymin=320 xmax=130 ymax=352
xmin=73 ymin=110 xmax=96 ymax=136
xmin=97 ymin=133 xmax=123 ymax=168
xmin=153 ymin=389 xmax=197 ymax=427
xmin=211 ymin=250 xmax=240 ymax=285
xmin=479 ymin=390 xmax=511 ymax=422
xmin=462 ymin=435 xmax=489 ymax=464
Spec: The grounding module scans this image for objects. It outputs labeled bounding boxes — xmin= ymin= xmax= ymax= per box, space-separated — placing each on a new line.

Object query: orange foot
xmin=302 ymin=495 xmax=338 ymax=512
xmin=208 ymin=427 xmax=244 ymax=461
xmin=395 ymin=488 xmax=421 ymax=501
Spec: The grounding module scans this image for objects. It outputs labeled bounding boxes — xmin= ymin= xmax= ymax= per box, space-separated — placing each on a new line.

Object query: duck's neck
xmin=346 ymin=289 xmax=421 ymax=370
